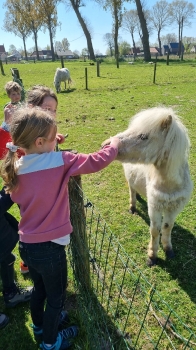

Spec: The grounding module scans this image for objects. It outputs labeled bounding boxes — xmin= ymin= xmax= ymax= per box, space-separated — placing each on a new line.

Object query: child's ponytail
xmin=0 ymin=145 xmax=19 ymax=193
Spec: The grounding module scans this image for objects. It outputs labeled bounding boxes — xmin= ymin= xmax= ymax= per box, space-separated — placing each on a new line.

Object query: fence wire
xmin=68 ymin=177 xmax=196 ymax=350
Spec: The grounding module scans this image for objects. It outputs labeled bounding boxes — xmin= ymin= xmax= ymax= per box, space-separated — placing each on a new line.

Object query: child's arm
xmin=62 ymin=137 xmax=120 ymax=176
xmin=4 ymin=103 xmax=16 ymax=125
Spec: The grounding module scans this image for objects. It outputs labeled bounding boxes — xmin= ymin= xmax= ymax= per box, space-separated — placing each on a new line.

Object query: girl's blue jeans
xmin=19 ymin=241 xmax=67 ymax=344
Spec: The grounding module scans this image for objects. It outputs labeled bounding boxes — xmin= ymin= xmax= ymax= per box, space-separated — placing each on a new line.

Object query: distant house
xmin=162 ymin=45 xmax=170 ymax=55
xmin=162 ymin=43 xmax=184 ymax=55
xmin=0 ymin=45 xmax=7 ymax=60
xmin=150 ymin=47 xmax=159 ymax=56
xmin=7 ymin=50 xmax=22 ymax=61
xmin=56 ymin=50 xmax=75 ymax=59
xmin=30 ymin=50 xmax=52 ymax=59
xmin=129 ymin=47 xmax=141 ymax=55
xmin=169 ymin=42 xmax=184 ymax=54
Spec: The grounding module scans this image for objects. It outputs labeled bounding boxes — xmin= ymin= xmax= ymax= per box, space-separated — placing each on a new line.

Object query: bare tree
xmin=3 ymin=0 xmax=60 ymax=61
xmin=161 ymin=32 xmax=178 ymax=45
xmin=65 ymin=0 xmax=95 ymax=60
xmin=103 ymin=33 xmax=114 ymax=56
xmin=135 ymin=0 xmax=151 ymax=61
xmin=149 ymin=0 xmax=170 ymax=55
xmin=169 ymin=0 xmax=195 ymax=57
xmin=3 ymin=0 xmax=32 ymax=60
xmin=21 ymin=0 xmax=43 ymax=60
xmin=122 ymin=9 xmax=140 ymax=55
xmin=96 ymin=0 xmax=124 ymax=68
xmin=55 ymin=40 xmax=63 ymax=52
xmin=55 ymin=38 xmax=70 ymax=52
xmin=62 ymin=38 xmax=70 ymax=50
xmin=119 ymin=40 xmax=131 ymax=55
xmin=38 ymin=0 xmax=61 ymax=61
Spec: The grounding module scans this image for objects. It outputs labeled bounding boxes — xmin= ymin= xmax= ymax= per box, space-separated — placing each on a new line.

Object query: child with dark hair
xmin=1 ymin=106 xmax=120 ymax=349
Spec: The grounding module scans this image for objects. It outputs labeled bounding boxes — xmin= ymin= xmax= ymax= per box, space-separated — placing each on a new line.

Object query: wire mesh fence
xmin=68 ymin=176 xmax=196 ymax=350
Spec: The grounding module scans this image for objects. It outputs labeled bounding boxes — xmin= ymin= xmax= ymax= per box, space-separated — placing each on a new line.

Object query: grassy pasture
xmin=0 ymin=58 xmax=196 ymax=349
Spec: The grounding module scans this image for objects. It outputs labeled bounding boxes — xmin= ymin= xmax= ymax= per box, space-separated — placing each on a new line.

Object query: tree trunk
xmin=135 ymin=0 xmax=151 ymax=61
xmin=33 ymin=29 xmax=39 ymax=60
xmin=131 ymin=32 xmax=136 ymax=55
xmin=48 ymin=20 xmax=55 ymax=61
xmin=114 ymin=4 xmax=119 ymax=68
xmin=70 ymin=0 xmax=95 ymax=60
xmin=180 ymin=17 xmax=183 ymax=61
xmin=22 ymin=36 xmax=28 ymax=60
xmin=178 ymin=22 xmax=181 ymax=56
xmin=109 ymin=44 xmax=113 ymax=56
xmin=158 ymin=29 xmax=162 ymax=56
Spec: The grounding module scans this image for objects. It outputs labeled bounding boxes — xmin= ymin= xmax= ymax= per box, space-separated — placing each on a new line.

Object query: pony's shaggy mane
xmin=128 ymin=107 xmax=190 ymax=177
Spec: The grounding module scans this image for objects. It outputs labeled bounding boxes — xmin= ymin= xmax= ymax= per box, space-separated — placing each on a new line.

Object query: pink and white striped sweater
xmin=10 ymin=145 xmax=118 ymax=243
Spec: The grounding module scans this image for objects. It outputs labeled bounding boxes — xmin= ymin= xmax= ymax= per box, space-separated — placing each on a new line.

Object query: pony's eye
xmin=138 ymin=134 xmax=148 ymax=140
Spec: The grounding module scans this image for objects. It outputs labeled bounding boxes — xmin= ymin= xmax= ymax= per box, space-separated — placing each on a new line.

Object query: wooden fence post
xmin=0 ymin=60 xmax=5 ymax=75
xmin=68 ymin=176 xmax=91 ymax=290
xmin=61 ymin=56 xmax=64 ymax=68
xmin=85 ymin=67 xmax=88 ymax=90
xmin=97 ymin=61 xmax=100 ymax=77
xmin=166 ymin=52 xmax=169 ymax=65
xmin=153 ymin=60 xmax=157 ymax=84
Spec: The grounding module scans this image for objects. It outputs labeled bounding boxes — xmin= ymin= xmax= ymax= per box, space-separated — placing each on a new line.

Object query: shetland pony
xmin=102 ymin=107 xmax=193 ymax=266
xmin=53 ymin=68 xmax=72 ymax=93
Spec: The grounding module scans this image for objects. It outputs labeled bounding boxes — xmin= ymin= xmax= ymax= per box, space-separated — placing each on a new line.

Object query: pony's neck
xmin=151 ymin=161 xmax=183 ymax=189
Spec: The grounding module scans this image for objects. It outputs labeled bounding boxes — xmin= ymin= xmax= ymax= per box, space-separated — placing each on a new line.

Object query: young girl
xmin=0 ymin=85 xmax=65 ymax=160
xmin=26 ymin=84 xmax=65 ymax=144
xmin=0 ymin=107 xmax=120 ymax=350
xmin=0 ymin=85 xmax=65 ymax=274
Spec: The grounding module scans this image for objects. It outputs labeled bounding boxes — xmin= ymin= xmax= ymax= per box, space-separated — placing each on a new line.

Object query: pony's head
xmin=103 ymin=107 xmax=190 ymax=171
xmin=54 ymin=80 xmax=61 ymax=93
xmin=54 ymin=68 xmax=62 ymax=93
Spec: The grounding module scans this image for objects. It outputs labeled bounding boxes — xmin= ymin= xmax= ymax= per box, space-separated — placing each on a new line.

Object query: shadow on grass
xmin=0 ymin=274 xmax=37 ymax=350
xmin=67 ymin=287 xmax=132 ymax=350
xmin=59 ymin=88 xmax=76 ymax=94
xmin=133 ymin=195 xmax=196 ymax=305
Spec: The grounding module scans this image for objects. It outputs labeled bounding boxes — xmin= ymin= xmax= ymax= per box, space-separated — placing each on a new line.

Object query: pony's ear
xmin=161 ymin=115 xmax=172 ymax=130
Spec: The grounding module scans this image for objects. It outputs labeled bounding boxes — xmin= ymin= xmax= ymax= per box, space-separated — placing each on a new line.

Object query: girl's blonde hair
xmin=0 ymin=107 xmax=57 ymax=193
xmin=26 ymin=85 xmax=58 ymax=107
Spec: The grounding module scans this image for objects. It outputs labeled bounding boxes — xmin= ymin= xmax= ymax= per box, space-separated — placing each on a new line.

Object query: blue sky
xmin=0 ymin=1 xmax=196 ymax=54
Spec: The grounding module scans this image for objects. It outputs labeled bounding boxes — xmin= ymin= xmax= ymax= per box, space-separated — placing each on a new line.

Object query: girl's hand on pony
xmin=109 ymin=136 xmax=121 ymax=148
xmin=101 ymin=136 xmax=121 ymax=149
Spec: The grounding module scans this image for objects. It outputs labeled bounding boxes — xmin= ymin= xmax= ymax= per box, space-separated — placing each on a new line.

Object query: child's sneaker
xmin=32 ymin=311 xmax=70 ymax=342
xmin=40 ymin=326 xmax=78 ymax=350
xmin=0 ymin=313 xmax=9 ymax=329
xmin=20 ymin=261 xmax=29 ymax=274
xmin=3 ymin=284 xmax=33 ymax=308
xmin=40 ymin=336 xmax=73 ymax=349
xmin=59 ymin=325 xmax=78 ymax=340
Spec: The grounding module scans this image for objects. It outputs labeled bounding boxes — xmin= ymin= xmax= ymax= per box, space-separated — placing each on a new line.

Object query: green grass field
xmin=0 ymin=57 xmax=196 ymax=349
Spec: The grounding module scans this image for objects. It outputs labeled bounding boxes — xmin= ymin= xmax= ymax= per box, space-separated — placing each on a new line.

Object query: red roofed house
xmin=150 ymin=47 xmax=159 ymax=56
